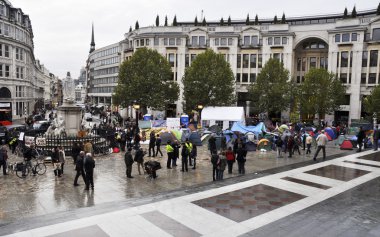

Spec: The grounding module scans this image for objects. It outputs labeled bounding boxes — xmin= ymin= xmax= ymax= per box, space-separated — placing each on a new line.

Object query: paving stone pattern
xmin=304 ymin=165 xmax=370 ymax=181
xmin=282 ymin=176 xmax=331 ymax=190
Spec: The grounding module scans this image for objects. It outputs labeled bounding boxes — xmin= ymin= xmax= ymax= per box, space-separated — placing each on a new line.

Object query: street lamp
xmin=133 ymin=103 xmax=140 ymax=128
xmin=197 ymin=104 xmax=203 ymax=129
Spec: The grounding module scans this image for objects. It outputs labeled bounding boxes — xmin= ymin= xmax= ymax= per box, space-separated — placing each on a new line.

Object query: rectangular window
xmin=242 ymin=73 xmax=248 ymax=83
xmin=362 ymin=51 xmax=368 ymax=67
xmin=341 ymin=51 xmax=348 ymax=67
xmin=344 ymin=95 xmax=350 ymax=105
xmin=361 ymin=73 xmax=367 ymax=84
xmin=268 ymin=37 xmax=273 ymax=45
xmin=244 ymin=36 xmax=250 ymax=46
xmin=16 ymin=48 xmax=19 ymax=59
xmin=236 ymin=73 xmax=241 ymax=82
xmin=237 ymin=54 xmax=241 ymax=68
xmin=370 ymin=50 xmax=378 ymax=67
xmin=258 ymin=54 xmax=262 ymax=68
xmin=250 ymin=54 xmax=257 ymax=68
xmin=168 ymin=54 xmax=175 ymax=67
xmin=337 ymin=52 xmax=340 ymax=67
xmin=215 ymin=38 xmax=219 ymax=46
xmin=146 ymin=39 xmax=150 ymax=46
xmin=373 ymin=28 xmax=380 ymax=41
xmin=351 ymin=33 xmax=357 ymax=41
xmin=154 ymin=37 xmax=159 ymax=45
xmin=4 ymin=24 xmax=9 ymax=36
xmin=369 ymin=73 xmax=377 ymax=84
xmin=335 ymin=34 xmax=341 ymax=42
xmin=185 ymin=54 xmax=189 ymax=67
xmin=16 ymin=67 xmax=19 ymax=78
xmin=251 ymin=36 xmax=258 ymax=46
xmin=243 ymin=54 xmax=249 ymax=68
xmin=191 ymin=54 xmax=197 ymax=64
xmin=176 ymin=38 xmax=181 ymax=45
xmin=20 ymin=67 xmax=23 ymax=79
xmin=169 ymin=38 xmax=175 ymax=45
xmin=163 ymin=38 xmax=168 ymax=45
xmin=297 ymin=58 xmax=301 ymax=71
xmin=220 ymin=38 xmax=227 ymax=46
xmin=199 ymin=36 xmax=206 ymax=46
xmin=0 ymin=44 xmax=2 ymax=56
xmin=282 ymin=37 xmax=288 ymax=45
xmin=350 ymin=51 xmax=353 ymax=67
xmin=340 ymin=73 xmax=347 ymax=84
xmin=310 ymin=57 xmax=317 ymax=68
xmin=250 ymin=73 xmax=256 ymax=83
xmin=140 ymin=39 xmax=144 ymax=46
xmin=228 ymin=38 xmax=233 ymax=46
xmin=342 ymin=33 xmax=350 ymax=42
xmin=274 ymin=37 xmax=281 ymax=45
xmin=4 ymin=45 xmax=9 ymax=57
xmin=297 ymin=76 xmax=301 ymax=83
xmin=302 ymin=58 xmax=306 ymax=71
xmin=273 ymin=53 xmax=280 ymax=60
xmin=320 ymin=57 xmax=327 ymax=69
xmin=5 ymin=65 xmax=9 ymax=77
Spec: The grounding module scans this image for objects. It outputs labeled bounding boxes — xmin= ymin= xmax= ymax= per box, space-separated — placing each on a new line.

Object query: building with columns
xmin=88 ymin=7 xmax=380 ymax=124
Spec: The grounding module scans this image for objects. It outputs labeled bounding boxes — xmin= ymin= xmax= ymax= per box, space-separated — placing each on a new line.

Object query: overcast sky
xmin=11 ymin=0 xmax=379 ymax=79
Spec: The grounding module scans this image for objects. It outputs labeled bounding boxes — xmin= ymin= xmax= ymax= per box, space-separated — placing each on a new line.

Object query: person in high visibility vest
xmin=166 ymin=140 xmax=174 ymax=169
xmin=185 ymin=139 xmax=193 ymax=166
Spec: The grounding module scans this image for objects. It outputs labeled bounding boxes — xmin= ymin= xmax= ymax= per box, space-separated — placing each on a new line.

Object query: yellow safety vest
xmin=166 ymin=144 xmax=174 ymax=153
xmin=185 ymin=142 xmax=193 ymax=153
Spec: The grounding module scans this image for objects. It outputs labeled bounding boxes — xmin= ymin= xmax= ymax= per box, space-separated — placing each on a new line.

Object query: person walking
xmin=73 ymin=151 xmax=86 ymax=186
xmin=217 ymin=151 xmax=227 ymax=180
xmin=208 ymin=135 xmax=217 ymax=155
xmin=51 ymin=147 xmax=61 ymax=177
xmin=306 ymin=135 xmax=313 ymax=155
xmin=124 ymin=148 xmax=134 ymax=178
xmin=302 ymin=131 xmax=307 ymax=150
xmin=226 ymin=147 xmax=235 ymax=174
xmin=357 ymin=126 xmax=366 ymax=152
xmin=71 ymin=142 xmax=81 ymax=165
xmin=211 ymin=151 xmax=219 ymax=181
xmin=275 ymin=136 xmax=284 ymax=158
xmin=58 ymin=146 xmax=66 ymax=175
xmin=84 ymin=153 xmax=95 ymax=190
xmin=293 ymin=134 xmax=301 ymax=156
xmin=180 ymin=143 xmax=189 ymax=172
xmin=190 ymin=142 xmax=197 ymax=169
xmin=166 ymin=141 xmax=174 ymax=169
xmin=287 ymin=136 xmax=294 ymax=158
xmin=0 ymin=146 xmax=8 ymax=175
xmin=148 ymin=131 xmax=156 ymax=157
xmin=374 ymin=125 xmax=379 ymax=151
xmin=236 ymin=144 xmax=247 ymax=174
xmin=134 ymin=147 xmax=145 ymax=175
xmin=313 ymin=130 xmax=328 ymax=161
xmin=155 ymin=134 xmax=163 ymax=157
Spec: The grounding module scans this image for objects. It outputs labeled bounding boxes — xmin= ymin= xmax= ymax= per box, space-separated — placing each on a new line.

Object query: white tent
xmin=201 ymin=106 xmax=245 ymax=130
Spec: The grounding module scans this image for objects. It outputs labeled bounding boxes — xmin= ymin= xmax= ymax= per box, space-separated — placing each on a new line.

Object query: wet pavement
xmin=0 ymin=142 xmax=356 ymax=235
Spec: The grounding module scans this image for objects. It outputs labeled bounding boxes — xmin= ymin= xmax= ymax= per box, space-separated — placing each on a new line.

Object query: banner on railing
xmin=36 ymin=137 xmax=47 ymax=146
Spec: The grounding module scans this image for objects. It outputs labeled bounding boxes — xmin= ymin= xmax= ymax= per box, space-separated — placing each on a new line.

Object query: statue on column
xmin=63 ymin=71 xmax=75 ymax=103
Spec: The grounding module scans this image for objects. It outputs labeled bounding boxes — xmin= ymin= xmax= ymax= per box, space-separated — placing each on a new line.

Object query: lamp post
xmin=197 ymin=104 xmax=203 ymax=129
xmin=133 ymin=103 xmax=140 ymax=128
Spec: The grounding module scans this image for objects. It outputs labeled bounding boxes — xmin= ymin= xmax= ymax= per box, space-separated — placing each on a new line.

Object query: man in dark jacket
xmin=357 ymin=126 xmax=366 ymax=152
xmin=148 ymin=132 xmax=156 ymax=157
xmin=208 ymin=135 xmax=217 ymax=155
xmin=23 ymin=144 xmax=35 ymax=177
xmin=181 ymin=143 xmax=189 ymax=172
xmin=211 ymin=152 xmax=219 ymax=181
xmin=155 ymin=134 xmax=163 ymax=157
xmin=374 ymin=125 xmax=379 ymax=151
xmin=84 ymin=153 xmax=95 ymax=190
xmin=73 ymin=151 xmax=86 ymax=186
xmin=124 ymin=148 xmax=134 ymax=178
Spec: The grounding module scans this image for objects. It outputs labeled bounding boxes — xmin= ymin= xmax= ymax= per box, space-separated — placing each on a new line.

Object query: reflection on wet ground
xmin=0 ymin=143 xmax=351 ymax=223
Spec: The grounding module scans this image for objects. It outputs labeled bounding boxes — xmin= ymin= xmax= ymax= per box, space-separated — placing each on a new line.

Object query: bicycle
xmin=13 ymin=156 xmax=47 ymax=178
xmin=15 ymin=144 xmax=25 ymax=157
xmin=93 ymin=144 xmax=112 ymax=156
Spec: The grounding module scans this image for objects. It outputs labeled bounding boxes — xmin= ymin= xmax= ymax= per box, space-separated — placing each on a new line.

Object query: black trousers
xmin=313 ymin=146 xmax=326 ymax=160
xmin=149 ymin=145 xmax=155 ymax=156
xmin=74 ymin=169 xmax=86 ymax=185
xmin=0 ymin=160 xmax=6 ymax=175
xmin=85 ymin=170 xmax=94 ymax=189
xmin=167 ymin=153 xmax=173 ymax=168
xmin=212 ymin=166 xmax=217 ymax=181
xmin=155 ymin=146 xmax=163 ymax=156
xmin=237 ymin=161 xmax=245 ymax=174
xmin=227 ymin=160 xmax=234 ymax=174
xmin=126 ymin=165 xmax=132 ymax=177
xmin=306 ymin=144 xmax=312 ymax=154
xmin=181 ymin=155 xmax=188 ymax=171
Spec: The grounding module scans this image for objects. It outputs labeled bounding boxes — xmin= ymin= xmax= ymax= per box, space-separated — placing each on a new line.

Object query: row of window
xmin=91 ymin=46 xmax=119 ymax=59
xmin=15 ymin=101 xmax=28 ymax=116
xmin=0 ymin=22 xmax=32 ymax=45
xmin=335 ymin=33 xmax=358 ymax=43
xmin=296 ymin=57 xmax=328 ymax=71
xmin=15 ymin=86 xmax=25 ymax=97
xmin=92 ymin=67 xmax=119 ymax=76
xmin=236 ymin=73 xmax=257 ymax=83
xmin=237 ymin=54 xmax=263 ymax=69
xmin=215 ymin=37 xmax=234 ymax=46
xmin=93 ymin=56 xmax=119 ymax=67
xmin=92 ymin=77 xmax=118 ymax=85
xmin=267 ymin=37 xmax=288 ymax=46
xmin=90 ymin=87 xmax=114 ymax=93
xmin=361 ymin=73 xmax=379 ymax=84
xmin=362 ymin=50 xmax=378 ymax=67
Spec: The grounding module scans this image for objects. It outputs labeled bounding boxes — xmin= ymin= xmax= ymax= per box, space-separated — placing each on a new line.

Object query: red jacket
xmin=226 ymin=151 xmax=235 ymax=161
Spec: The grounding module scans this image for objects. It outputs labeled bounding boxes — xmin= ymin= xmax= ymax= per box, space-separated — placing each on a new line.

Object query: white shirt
xmin=316 ymin=133 xmax=328 ymax=146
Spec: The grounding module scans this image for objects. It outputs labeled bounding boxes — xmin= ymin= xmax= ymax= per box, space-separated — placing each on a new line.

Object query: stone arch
xmin=0 ymin=87 xmax=11 ymax=98
xmin=294 ymin=36 xmax=329 ymax=50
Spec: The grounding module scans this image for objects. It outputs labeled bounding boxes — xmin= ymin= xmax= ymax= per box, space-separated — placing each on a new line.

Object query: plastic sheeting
xmin=231 ymin=122 xmax=266 ymax=136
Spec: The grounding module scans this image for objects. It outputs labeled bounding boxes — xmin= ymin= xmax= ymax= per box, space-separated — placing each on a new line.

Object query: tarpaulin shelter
xmin=278 ymin=124 xmax=289 ymax=133
xmin=160 ymin=132 xmax=178 ymax=144
xmin=138 ymin=120 xmax=152 ymax=129
xmin=201 ymin=107 xmax=245 ymax=130
xmin=231 ymin=122 xmax=266 ymax=136
xmin=325 ymin=127 xmax=336 ymax=140
xmin=325 ymin=133 xmax=333 ymax=141
xmin=340 ymin=140 xmax=353 ymax=150
xmin=152 ymin=120 xmax=166 ymax=128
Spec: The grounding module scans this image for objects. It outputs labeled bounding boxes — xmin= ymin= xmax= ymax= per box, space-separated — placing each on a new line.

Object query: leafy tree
xmin=343 ymin=7 xmax=348 ymax=18
xmin=227 ymin=16 xmax=231 ymax=26
xmin=194 ymin=16 xmax=198 ymax=26
xmin=352 ymin=6 xmax=357 ymax=18
xmin=164 ymin=15 xmax=168 ymax=26
xmin=255 ymin=14 xmax=259 ymax=25
xmin=202 ymin=17 xmax=206 ymax=26
xmin=246 ymin=14 xmax=250 ymax=25
xmin=220 ymin=17 xmax=224 ymax=26
xmin=248 ymin=58 xmax=291 ymax=115
xmin=281 ymin=13 xmax=286 ymax=24
xmin=129 ymin=26 xmax=132 ymax=32
xmin=172 ymin=15 xmax=177 ymax=26
xmin=298 ymin=68 xmax=346 ymax=120
xmin=363 ymin=85 xmax=380 ymax=121
xmin=135 ymin=21 xmax=139 ymax=30
xmin=183 ymin=49 xmax=235 ymax=112
xmin=274 ymin=15 xmax=278 ymax=24
xmin=114 ymin=47 xmax=179 ymax=110
xmin=377 ymin=3 xmax=380 ymax=15
xmin=156 ymin=15 xmax=159 ymax=26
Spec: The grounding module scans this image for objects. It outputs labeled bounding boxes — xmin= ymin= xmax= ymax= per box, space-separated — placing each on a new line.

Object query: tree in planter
xmin=220 ymin=17 xmax=224 ymax=26
xmin=363 ymin=85 xmax=380 ymax=122
xmin=113 ymin=47 xmax=179 ymax=110
xmin=183 ymin=49 xmax=235 ymax=112
xmin=155 ymin=15 xmax=159 ymax=26
xmin=298 ymin=68 xmax=346 ymax=121
xmin=172 ymin=15 xmax=177 ymax=26
xmin=248 ymin=58 xmax=292 ymax=117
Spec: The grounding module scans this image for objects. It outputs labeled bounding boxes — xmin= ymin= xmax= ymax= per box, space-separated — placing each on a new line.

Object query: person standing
xmin=51 ymin=147 xmax=61 ymax=177
xmin=0 ymin=146 xmax=8 ymax=175
xmin=236 ymin=144 xmax=247 ymax=174
xmin=134 ymin=147 xmax=145 ymax=175
xmin=357 ymin=126 xmax=366 ymax=152
xmin=313 ymin=130 xmax=328 ymax=161
xmin=226 ymin=147 xmax=235 ymax=174
xmin=306 ymin=135 xmax=313 ymax=155
xmin=208 ymin=135 xmax=217 ymax=155
xmin=166 ymin=141 xmax=174 ymax=169
xmin=220 ymin=135 xmax=227 ymax=151
xmin=124 ymin=148 xmax=134 ymax=178
xmin=155 ymin=134 xmax=163 ymax=157
xmin=293 ymin=134 xmax=301 ymax=156
xmin=287 ymin=136 xmax=294 ymax=158
xmin=148 ymin=131 xmax=156 ymax=157
xmin=180 ymin=143 xmax=189 ymax=172
xmin=74 ymin=151 xmax=86 ymax=186
xmin=374 ymin=125 xmax=379 ymax=151
xmin=120 ymin=130 xmax=127 ymax=152
xmin=185 ymin=139 xmax=193 ymax=166
xmin=71 ymin=142 xmax=81 ymax=165
xmin=84 ymin=140 xmax=93 ymax=156
xmin=211 ymin=151 xmax=219 ymax=181
xmin=217 ymin=151 xmax=227 ymax=180
xmin=190 ymin=142 xmax=197 ymax=169
xmin=58 ymin=146 xmax=66 ymax=175
xmin=302 ymin=131 xmax=307 ymax=150
xmin=172 ymin=140 xmax=180 ymax=167
xmin=275 ymin=136 xmax=284 ymax=158
xmin=84 ymin=153 xmax=95 ymax=190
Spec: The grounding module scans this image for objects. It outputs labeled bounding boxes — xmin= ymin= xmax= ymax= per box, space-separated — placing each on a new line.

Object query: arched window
xmin=0 ymin=87 xmax=11 ymax=98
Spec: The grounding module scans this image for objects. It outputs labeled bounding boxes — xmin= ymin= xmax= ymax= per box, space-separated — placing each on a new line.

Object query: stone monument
xmin=57 ymin=72 xmax=82 ymax=136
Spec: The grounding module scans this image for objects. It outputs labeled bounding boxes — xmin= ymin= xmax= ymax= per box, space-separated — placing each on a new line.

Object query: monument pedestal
xmin=57 ymin=102 xmax=82 ymax=136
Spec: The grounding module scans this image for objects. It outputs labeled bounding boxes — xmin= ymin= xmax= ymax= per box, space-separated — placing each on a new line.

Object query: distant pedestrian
xmin=275 ymin=136 xmax=283 ymax=158
xmin=0 ymin=146 xmax=8 ymax=175
xmin=220 ymin=135 xmax=227 ymax=151
xmin=306 ymin=135 xmax=312 ymax=155
xmin=302 ymin=131 xmax=307 ymax=150
xmin=357 ymin=126 xmax=365 ymax=152
xmin=217 ymin=151 xmax=227 ymax=180
xmin=148 ymin=131 xmax=156 ymax=157
xmin=84 ymin=153 xmax=95 ymax=190
xmin=211 ymin=152 xmax=219 ymax=181
xmin=51 ymin=147 xmax=61 ymax=177
xmin=172 ymin=141 xmax=180 ymax=167
xmin=134 ymin=147 xmax=145 ymax=175
xmin=58 ymin=146 xmax=66 ymax=174
xmin=226 ymin=147 xmax=235 ymax=174
xmin=166 ymin=141 xmax=174 ymax=169
xmin=287 ymin=136 xmax=294 ymax=158
xmin=313 ymin=130 xmax=328 ymax=161
xmin=236 ymin=144 xmax=247 ymax=174
xmin=208 ymin=135 xmax=217 ymax=155
xmin=71 ymin=142 xmax=81 ymax=164
xmin=124 ymin=148 xmax=134 ymax=178
xmin=374 ymin=125 xmax=379 ymax=151
xmin=293 ymin=134 xmax=301 ymax=155
xmin=190 ymin=142 xmax=197 ymax=169
xmin=155 ymin=134 xmax=163 ymax=157
xmin=73 ymin=151 xmax=86 ymax=186
xmin=181 ymin=143 xmax=189 ymax=172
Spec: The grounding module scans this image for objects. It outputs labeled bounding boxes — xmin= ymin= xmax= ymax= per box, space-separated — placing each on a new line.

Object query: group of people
xmin=69 ymin=142 xmax=96 ymax=190
xmin=166 ymin=138 xmax=197 ymax=172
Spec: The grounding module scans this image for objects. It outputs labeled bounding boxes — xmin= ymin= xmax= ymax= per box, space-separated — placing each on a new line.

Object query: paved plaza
xmin=1 ymin=143 xmax=379 ymax=236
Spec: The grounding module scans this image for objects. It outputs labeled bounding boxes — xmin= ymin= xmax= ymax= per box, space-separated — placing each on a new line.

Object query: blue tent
xmin=231 ymin=122 xmax=266 ymax=136
xmin=325 ymin=127 xmax=336 ymax=140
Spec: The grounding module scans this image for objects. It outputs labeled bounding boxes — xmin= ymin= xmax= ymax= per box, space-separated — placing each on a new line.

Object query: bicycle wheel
xmin=16 ymin=165 xmax=29 ymax=178
xmin=35 ymin=163 xmax=47 ymax=175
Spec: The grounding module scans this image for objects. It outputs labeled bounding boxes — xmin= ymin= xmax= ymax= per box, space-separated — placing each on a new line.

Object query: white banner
xmin=166 ymin=118 xmax=180 ymax=130
xmin=36 ymin=137 xmax=47 ymax=146
xmin=0 ymin=103 xmax=10 ymax=108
